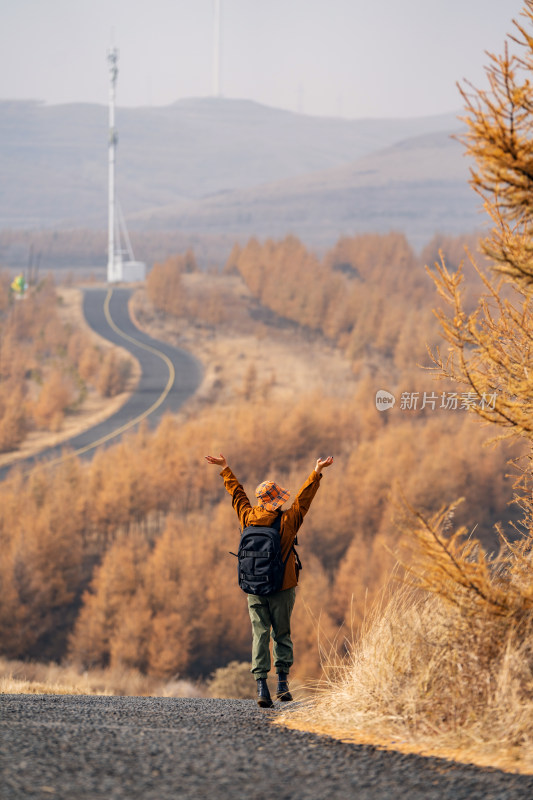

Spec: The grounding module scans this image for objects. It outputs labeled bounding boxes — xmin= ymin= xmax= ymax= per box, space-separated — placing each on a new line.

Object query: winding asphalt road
xmin=1 ymin=695 xmax=532 ymax=800
xmin=0 ymin=288 xmax=202 ymax=479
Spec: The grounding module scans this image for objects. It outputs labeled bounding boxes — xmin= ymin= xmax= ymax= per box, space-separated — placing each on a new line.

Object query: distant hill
xmin=134 ymin=129 xmax=481 ymax=249
xmin=0 ymin=97 xmax=481 ymax=253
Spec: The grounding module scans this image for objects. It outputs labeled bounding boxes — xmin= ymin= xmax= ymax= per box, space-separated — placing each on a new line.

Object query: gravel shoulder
xmin=1 ymin=695 xmax=532 ymax=800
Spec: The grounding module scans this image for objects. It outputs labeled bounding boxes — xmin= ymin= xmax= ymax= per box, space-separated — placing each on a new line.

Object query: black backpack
xmin=233 ymin=512 xmax=302 ymax=596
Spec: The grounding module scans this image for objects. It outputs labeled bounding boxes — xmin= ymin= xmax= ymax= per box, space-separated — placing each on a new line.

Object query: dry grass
xmin=276 ymin=581 xmax=533 ymax=775
xmin=0 ymin=676 xmax=111 ymax=696
xmin=0 ymin=657 xmax=204 ymax=698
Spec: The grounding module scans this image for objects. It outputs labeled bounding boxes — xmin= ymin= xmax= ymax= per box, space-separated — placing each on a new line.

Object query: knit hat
xmin=255 ymin=480 xmax=290 ymax=512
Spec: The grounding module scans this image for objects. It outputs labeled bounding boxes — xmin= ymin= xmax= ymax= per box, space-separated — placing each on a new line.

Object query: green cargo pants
xmin=247 ymin=587 xmax=296 ymax=680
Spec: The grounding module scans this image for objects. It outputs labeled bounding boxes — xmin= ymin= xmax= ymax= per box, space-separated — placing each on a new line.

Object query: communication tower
xmin=106 ymin=48 xmax=145 ymax=283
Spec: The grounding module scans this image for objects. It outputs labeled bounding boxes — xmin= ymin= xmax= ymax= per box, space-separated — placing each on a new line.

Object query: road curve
xmin=0 ymin=288 xmax=202 ymax=479
xmin=1 ymin=695 xmax=531 ymax=800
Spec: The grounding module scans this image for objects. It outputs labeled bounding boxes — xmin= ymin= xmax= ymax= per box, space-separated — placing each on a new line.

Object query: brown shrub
xmin=206 ymin=661 xmax=255 ymax=699
xmin=96 ymin=350 xmax=132 ymax=397
xmin=0 ymin=382 xmax=28 ymax=452
xmin=32 ymin=369 xmax=73 ymax=431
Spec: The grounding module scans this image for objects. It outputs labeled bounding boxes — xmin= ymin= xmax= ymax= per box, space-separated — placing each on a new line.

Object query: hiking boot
xmin=276 ymin=672 xmax=293 ymax=702
xmin=256 ymin=678 xmax=273 ymax=708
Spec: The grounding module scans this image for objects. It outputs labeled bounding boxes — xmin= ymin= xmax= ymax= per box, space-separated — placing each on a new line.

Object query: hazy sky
xmin=0 ymin=0 xmax=525 ymax=118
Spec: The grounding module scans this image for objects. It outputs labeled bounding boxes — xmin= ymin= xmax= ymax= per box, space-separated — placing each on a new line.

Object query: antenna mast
xmin=213 ymin=0 xmax=221 ymax=97
xmin=107 ymin=47 xmax=120 ymax=283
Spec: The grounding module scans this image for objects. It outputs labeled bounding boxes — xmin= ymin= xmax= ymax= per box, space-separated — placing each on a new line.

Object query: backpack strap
xmin=293 ymin=544 xmax=303 ymax=574
xmin=277 ymin=512 xmax=302 ymax=573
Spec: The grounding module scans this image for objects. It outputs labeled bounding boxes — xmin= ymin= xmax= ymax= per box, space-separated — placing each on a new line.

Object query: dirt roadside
xmin=130 ymin=272 xmax=358 ymax=411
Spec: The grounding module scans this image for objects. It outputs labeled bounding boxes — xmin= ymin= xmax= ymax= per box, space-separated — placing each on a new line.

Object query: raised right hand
xmin=315 ymin=456 xmax=333 ymax=473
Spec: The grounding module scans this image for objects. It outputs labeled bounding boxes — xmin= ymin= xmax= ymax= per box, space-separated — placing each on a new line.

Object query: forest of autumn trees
xmin=0 ymin=221 xmax=521 ymax=683
xmin=0 ymin=393 xmax=514 ymax=679
xmin=0 ymin=275 xmax=132 ymax=452
xmin=222 ymin=230 xmax=492 ymax=373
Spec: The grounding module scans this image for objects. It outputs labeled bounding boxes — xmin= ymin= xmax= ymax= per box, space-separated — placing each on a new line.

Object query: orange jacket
xmin=220 ymin=466 xmax=322 ymax=590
